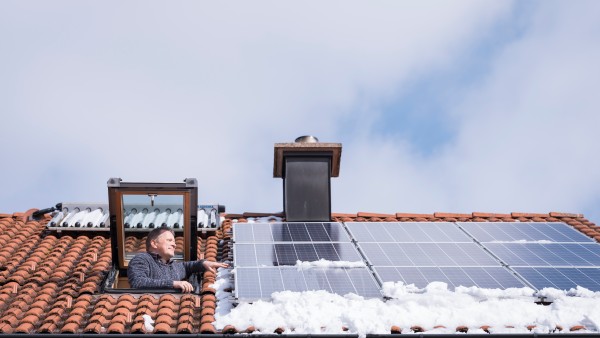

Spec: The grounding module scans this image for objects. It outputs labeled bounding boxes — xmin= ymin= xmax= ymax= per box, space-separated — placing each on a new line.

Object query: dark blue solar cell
xmin=234 ymin=243 xmax=362 ymax=267
xmin=235 ymin=267 xmax=381 ymax=301
xmin=358 ymin=243 xmax=498 ymax=267
xmin=374 ymin=267 xmax=526 ymax=290
xmin=514 ymin=267 xmax=600 ymax=292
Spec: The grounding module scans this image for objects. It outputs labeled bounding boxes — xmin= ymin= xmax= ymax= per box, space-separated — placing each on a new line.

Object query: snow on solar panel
xmin=457 ymin=222 xmax=593 ymax=243
xmin=235 ymin=267 xmax=382 ymax=301
xmin=233 ymin=222 xmax=350 ymax=243
xmin=375 ymin=266 xmax=527 ymax=289
xmin=346 ymin=222 xmax=471 ymax=242
xmin=513 ymin=267 xmax=600 ymax=292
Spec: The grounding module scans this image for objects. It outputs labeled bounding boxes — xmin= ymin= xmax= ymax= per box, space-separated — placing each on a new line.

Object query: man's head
xmin=146 ymin=227 xmax=176 ymax=261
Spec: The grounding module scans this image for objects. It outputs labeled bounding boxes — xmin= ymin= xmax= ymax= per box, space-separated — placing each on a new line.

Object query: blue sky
xmin=1 ymin=1 xmax=599 ymax=224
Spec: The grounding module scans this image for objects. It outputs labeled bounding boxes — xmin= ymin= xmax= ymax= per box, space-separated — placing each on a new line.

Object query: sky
xmin=1 ymin=1 xmax=599 ymax=223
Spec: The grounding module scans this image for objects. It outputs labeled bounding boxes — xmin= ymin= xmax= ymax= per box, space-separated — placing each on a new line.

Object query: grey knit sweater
xmin=127 ymin=252 xmax=205 ymax=289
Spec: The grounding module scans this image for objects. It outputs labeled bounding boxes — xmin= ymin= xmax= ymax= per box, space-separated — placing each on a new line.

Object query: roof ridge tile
xmin=433 ymin=212 xmax=472 ymax=218
xmin=357 ymin=212 xmax=396 ymax=218
xmin=510 ymin=212 xmax=550 ymax=218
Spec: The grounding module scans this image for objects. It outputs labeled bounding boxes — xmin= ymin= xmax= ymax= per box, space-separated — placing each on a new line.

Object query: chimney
xmin=273 ymin=136 xmax=342 ymax=222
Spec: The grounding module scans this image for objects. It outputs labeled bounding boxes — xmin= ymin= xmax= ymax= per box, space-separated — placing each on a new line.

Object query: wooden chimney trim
xmin=273 ymin=142 xmax=342 ymax=178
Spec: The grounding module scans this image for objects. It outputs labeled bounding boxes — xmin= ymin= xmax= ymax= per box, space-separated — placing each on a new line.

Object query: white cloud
xmin=2 ymin=1 xmax=598 ymax=223
xmin=335 ymin=1 xmax=600 ymax=222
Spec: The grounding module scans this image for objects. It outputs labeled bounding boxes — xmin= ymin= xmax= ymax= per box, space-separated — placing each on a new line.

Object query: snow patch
xmin=142 ymin=314 xmax=154 ymax=332
xmin=212 ymin=265 xmax=235 ymax=316
xmin=246 ymin=216 xmax=284 ymax=223
xmin=215 ymin=281 xmax=600 ymax=335
xmin=295 ymin=259 xmax=365 ymax=270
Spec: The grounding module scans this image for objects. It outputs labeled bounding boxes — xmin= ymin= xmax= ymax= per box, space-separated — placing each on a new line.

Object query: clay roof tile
xmin=200 ymin=323 xmax=216 ymax=334
xmin=154 ymin=322 xmax=172 ymax=334
xmin=60 ymin=322 xmax=80 ymax=334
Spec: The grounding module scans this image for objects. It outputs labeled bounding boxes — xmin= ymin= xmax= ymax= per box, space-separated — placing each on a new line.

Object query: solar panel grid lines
xmin=234 ymin=267 xmax=383 ymax=301
xmin=374 ymin=266 xmax=527 ymax=289
xmin=456 ymin=221 xmax=600 ymax=291
xmin=456 ymin=222 xmax=595 ymax=243
xmin=513 ymin=267 xmax=600 ymax=292
xmin=232 ymin=222 xmax=382 ymax=300
xmin=483 ymin=243 xmax=600 ymax=267
xmin=233 ymin=242 xmax=363 ymax=267
xmin=233 ymin=222 xmax=351 ymax=243
xmin=345 ymin=222 xmax=473 ymax=243
xmin=342 ymin=221 xmax=530 ymax=291
xmin=233 ymin=221 xmax=600 ymax=298
xmin=358 ymin=242 xmax=501 ymax=267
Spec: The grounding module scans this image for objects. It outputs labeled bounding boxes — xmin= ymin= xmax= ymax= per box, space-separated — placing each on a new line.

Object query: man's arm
xmin=128 ymin=255 xmax=173 ymax=289
xmin=182 ymin=260 xmax=229 ymax=275
xmin=182 ymin=259 xmax=205 ymax=275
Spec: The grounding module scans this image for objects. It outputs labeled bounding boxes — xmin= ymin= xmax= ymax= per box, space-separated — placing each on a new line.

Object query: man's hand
xmin=173 ymin=280 xmax=194 ymax=293
xmin=203 ymin=261 xmax=229 ymax=274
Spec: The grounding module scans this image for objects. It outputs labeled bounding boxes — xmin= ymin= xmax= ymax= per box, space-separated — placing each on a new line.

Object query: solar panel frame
xmin=346 ymin=222 xmax=473 ymax=243
xmin=233 ymin=220 xmax=600 ymax=298
xmin=457 ymin=222 xmax=594 ymax=243
xmin=513 ymin=267 xmax=600 ymax=292
xmin=233 ymin=222 xmax=351 ymax=243
xmin=358 ymin=242 xmax=500 ymax=267
xmin=374 ymin=266 xmax=528 ymax=290
xmin=483 ymin=243 xmax=600 ymax=267
xmin=234 ymin=266 xmax=382 ymax=301
xmin=234 ymin=242 xmax=363 ymax=267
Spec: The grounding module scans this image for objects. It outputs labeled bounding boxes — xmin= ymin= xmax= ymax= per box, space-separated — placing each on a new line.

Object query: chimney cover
xmin=295 ymin=135 xmax=319 ymax=143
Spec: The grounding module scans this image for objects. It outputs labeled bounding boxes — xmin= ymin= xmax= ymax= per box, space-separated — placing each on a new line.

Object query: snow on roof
xmin=214 ymin=273 xmax=600 ymax=335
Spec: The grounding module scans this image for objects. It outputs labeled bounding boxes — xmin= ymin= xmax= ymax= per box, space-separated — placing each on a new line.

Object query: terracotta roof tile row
xmin=0 ymin=213 xmax=227 ymax=334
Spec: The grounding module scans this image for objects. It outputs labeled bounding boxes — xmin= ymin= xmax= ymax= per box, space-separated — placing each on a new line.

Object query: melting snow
xmin=142 ymin=314 xmax=155 ymax=332
xmin=295 ymin=259 xmax=365 ymax=270
xmin=213 ymin=270 xmax=600 ymax=335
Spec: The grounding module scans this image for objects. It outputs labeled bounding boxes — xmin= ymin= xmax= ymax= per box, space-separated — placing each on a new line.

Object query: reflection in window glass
xmin=122 ymin=194 xmax=185 ymax=261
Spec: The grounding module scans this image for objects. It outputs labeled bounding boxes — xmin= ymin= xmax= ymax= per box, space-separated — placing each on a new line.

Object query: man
xmin=128 ymin=227 xmax=228 ymax=292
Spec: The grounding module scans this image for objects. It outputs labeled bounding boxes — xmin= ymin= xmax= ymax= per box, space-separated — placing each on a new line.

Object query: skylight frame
xmin=107 ymin=178 xmax=198 ymax=269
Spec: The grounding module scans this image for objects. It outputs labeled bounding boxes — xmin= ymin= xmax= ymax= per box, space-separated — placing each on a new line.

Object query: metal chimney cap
xmin=295 ymin=135 xmax=319 ymax=143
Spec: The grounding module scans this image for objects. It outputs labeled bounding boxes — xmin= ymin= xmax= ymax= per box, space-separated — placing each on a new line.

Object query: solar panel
xmin=513 ymin=267 xmax=600 ymax=292
xmin=346 ymin=222 xmax=472 ymax=242
xmin=457 ymin=222 xmax=593 ymax=243
xmin=233 ymin=222 xmax=350 ymax=243
xmin=375 ymin=266 xmax=527 ymax=290
xmin=235 ymin=267 xmax=382 ymax=300
xmin=483 ymin=243 xmax=600 ymax=267
xmin=234 ymin=220 xmax=600 ymax=298
xmin=234 ymin=242 xmax=363 ymax=267
xmin=359 ymin=242 xmax=499 ymax=267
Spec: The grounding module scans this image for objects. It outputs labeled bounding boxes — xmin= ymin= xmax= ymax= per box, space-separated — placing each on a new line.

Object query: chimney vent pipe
xmin=295 ymin=135 xmax=319 ymax=143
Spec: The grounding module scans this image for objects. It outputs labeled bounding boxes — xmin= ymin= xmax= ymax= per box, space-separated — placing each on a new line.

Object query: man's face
xmin=151 ymin=231 xmax=175 ymax=261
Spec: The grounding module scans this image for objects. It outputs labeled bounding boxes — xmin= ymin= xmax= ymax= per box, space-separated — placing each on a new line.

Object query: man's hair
xmin=146 ymin=227 xmax=174 ymax=252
